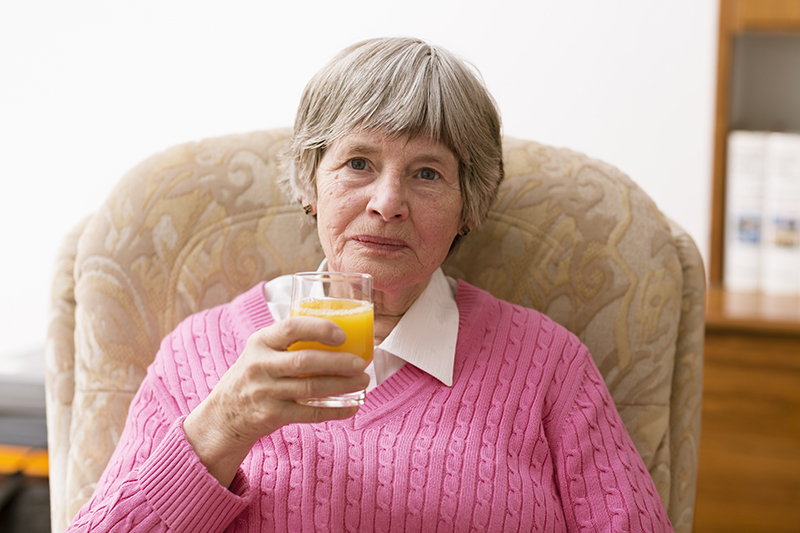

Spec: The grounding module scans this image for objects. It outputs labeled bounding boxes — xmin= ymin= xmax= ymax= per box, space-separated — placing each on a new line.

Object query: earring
xmin=303 ymin=204 xmax=313 ymax=215
xmin=460 ymin=225 xmax=470 ymax=236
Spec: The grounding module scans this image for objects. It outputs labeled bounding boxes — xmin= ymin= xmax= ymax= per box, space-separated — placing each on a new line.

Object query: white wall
xmin=0 ymin=0 xmax=718 ymax=362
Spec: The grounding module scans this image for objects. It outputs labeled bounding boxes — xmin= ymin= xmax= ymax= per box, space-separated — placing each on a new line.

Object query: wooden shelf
xmin=731 ymin=0 xmax=800 ymax=31
xmin=706 ymin=286 xmax=800 ymax=335
xmin=709 ymin=0 xmax=800 ymax=283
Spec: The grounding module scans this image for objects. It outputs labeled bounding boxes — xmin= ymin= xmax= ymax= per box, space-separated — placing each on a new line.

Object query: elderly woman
xmin=66 ymin=38 xmax=673 ymax=532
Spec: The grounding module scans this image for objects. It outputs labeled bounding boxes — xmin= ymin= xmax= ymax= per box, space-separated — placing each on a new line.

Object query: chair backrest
xmin=46 ymin=129 xmax=704 ymax=533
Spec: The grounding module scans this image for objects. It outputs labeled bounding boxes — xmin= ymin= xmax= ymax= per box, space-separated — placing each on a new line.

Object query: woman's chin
xmin=334 ymin=252 xmax=406 ymax=277
xmin=327 ymin=251 xmax=433 ymax=297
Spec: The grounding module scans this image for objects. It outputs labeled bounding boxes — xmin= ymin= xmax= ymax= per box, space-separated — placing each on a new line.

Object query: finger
xmin=279 ymin=348 xmax=368 ymax=378
xmin=257 ymin=317 xmax=346 ymax=351
xmin=270 ymin=372 xmax=371 ymax=402
xmin=279 ymin=403 xmax=361 ymax=423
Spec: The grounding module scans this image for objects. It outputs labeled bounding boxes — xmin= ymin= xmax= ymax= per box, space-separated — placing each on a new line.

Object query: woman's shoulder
xmin=454 ymin=279 xmax=594 ymax=420
xmin=155 ymin=283 xmax=272 ymax=367
xmin=455 ymin=279 xmax=590 ymax=378
xmin=147 ymin=282 xmax=273 ymax=409
xmin=455 ymin=279 xmax=581 ymax=344
xmin=169 ymin=282 xmax=272 ymax=339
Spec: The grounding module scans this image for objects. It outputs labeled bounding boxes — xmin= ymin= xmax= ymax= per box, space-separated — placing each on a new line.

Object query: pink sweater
xmin=67 ymin=281 xmax=673 ymax=532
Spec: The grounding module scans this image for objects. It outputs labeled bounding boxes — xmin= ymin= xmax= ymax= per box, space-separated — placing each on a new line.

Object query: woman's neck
xmin=374 ymin=314 xmax=401 ymax=345
xmin=372 ymin=278 xmax=430 ymax=344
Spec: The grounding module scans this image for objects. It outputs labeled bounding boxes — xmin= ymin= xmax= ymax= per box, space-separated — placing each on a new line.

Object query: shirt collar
xmin=378 ymin=268 xmax=458 ymax=386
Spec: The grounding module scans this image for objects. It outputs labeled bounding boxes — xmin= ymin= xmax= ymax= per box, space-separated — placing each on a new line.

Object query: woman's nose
xmin=367 ymin=172 xmax=409 ymax=222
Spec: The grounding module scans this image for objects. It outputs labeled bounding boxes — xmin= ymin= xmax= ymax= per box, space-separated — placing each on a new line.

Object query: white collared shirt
xmin=264 ymin=264 xmax=459 ymax=391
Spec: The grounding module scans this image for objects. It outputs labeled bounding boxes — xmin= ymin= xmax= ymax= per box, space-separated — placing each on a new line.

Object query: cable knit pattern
xmin=66 ymin=280 xmax=673 ymax=532
xmin=48 ymin=131 xmax=704 ymax=533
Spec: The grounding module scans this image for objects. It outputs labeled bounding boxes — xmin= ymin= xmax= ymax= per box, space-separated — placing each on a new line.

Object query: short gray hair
xmin=281 ymin=37 xmax=503 ymax=230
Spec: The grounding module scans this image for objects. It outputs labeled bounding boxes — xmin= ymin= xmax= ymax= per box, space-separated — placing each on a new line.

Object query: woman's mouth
xmin=352 ymin=235 xmax=408 ymax=251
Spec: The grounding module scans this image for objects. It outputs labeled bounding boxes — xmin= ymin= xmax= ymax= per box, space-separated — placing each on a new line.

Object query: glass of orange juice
xmin=289 ymin=272 xmax=373 ymax=407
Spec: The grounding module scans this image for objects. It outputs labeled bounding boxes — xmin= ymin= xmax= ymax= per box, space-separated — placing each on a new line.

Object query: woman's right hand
xmin=182 ymin=316 xmax=370 ymax=488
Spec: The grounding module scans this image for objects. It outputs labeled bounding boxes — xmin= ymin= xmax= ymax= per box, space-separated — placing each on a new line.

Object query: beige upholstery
xmin=46 ymin=129 xmax=704 ymax=533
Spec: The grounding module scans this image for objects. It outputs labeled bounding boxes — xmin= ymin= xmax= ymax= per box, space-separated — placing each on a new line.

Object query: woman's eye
xmin=348 ymin=158 xmax=368 ymax=171
xmin=418 ymin=168 xmax=440 ymax=181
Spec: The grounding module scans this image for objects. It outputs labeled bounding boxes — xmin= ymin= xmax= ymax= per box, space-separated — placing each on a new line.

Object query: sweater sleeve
xmin=552 ymin=348 xmax=674 ymax=533
xmin=65 ymin=325 xmax=252 ymax=533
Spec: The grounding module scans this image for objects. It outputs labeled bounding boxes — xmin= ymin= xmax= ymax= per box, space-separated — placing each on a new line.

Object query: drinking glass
xmin=288 ymin=272 xmax=374 ymax=407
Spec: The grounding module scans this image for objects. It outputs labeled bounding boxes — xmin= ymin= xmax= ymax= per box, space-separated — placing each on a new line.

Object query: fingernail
xmin=352 ymin=357 xmax=367 ymax=372
xmin=332 ymin=329 xmax=346 ymax=345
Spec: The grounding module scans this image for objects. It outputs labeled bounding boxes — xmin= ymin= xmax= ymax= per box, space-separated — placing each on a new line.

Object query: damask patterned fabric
xmin=45 ymin=129 xmax=704 ymax=533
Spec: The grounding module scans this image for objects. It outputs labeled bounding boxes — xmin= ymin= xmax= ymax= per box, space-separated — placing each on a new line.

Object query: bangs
xmin=323 ymin=41 xmax=456 ymax=153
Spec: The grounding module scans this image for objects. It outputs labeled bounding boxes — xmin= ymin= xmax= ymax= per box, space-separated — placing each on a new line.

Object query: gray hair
xmin=281 ymin=37 xmax=503 ymax=231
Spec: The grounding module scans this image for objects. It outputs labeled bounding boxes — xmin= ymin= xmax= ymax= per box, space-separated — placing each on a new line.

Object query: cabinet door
xmin=694 ymin=330 xmax=800 ymax=532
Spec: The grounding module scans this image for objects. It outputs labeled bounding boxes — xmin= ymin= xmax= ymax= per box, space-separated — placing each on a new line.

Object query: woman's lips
xmin=352 ymin=235 xmax=408 ymax=251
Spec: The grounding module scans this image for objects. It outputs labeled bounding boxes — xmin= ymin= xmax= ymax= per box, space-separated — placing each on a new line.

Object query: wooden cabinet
xmin=699 ymin=1 xmax=800 ymax=531
xmin=695 ymin=289 xmax=800 ymax=531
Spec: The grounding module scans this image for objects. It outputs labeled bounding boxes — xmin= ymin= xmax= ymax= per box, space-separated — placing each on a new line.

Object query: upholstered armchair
xmin=46 ymin=129 xmax=705 ymax=533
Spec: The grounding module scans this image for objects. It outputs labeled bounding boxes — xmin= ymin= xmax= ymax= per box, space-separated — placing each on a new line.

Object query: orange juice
xmin=289 ymin=298 xmax=374 ymax=362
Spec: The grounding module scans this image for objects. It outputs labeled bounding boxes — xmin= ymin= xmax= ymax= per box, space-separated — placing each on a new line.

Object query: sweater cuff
xmin=138 ymin=417 xmax=250 ymax=532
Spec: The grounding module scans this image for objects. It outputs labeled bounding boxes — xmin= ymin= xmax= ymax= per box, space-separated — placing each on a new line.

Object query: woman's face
xmin=311 ymin=130 xmax=463 ymax=301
